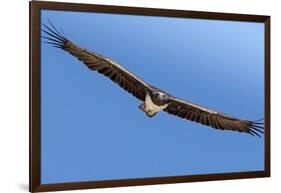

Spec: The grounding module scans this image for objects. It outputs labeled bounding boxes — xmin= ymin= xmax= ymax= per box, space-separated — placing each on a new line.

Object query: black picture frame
xmin=30 ymin=1 xmax=270 ymax=192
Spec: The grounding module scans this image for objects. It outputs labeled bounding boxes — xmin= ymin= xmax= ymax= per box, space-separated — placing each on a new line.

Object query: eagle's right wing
xmin=164 ymin=96 xmax=264 ymax=137
xmin=42 ymin=22 xmax=153 ymax=101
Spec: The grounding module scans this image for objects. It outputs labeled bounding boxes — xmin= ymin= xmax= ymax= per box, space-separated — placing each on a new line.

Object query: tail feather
xmin=139 ymin=103 xmax=157 ymax=117
xmin=146 ymin=110 xmax=157 ymax=118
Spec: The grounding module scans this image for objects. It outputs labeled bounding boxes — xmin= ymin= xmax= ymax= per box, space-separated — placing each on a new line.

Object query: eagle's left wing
xmin=42 ymin=22 xmax=153 ymax=101
xmin=164 ymin=96 xmax=264 ymax=137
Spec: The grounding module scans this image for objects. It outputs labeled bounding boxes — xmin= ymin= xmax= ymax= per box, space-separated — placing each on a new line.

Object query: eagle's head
xmin=152 ymin=91 xmax=169 ymax=106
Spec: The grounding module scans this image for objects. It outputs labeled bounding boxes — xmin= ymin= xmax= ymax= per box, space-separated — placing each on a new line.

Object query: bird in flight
xmin=42 ymin=21 xmax=264 ymax=137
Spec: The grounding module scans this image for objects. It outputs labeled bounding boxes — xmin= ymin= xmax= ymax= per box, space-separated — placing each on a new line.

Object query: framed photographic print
xmin=30 ymin=1 xmax=270 ymax=192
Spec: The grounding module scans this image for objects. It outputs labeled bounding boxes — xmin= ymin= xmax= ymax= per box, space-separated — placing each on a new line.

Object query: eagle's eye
xmin=158 ymin=93 xmax=167 ymax=100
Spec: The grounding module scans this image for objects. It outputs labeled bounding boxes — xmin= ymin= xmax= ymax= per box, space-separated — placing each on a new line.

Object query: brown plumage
xmin=164 ymin=97 xmax=264 ymax=136
xmin=42 ymin=22 xmax=264 ymax=137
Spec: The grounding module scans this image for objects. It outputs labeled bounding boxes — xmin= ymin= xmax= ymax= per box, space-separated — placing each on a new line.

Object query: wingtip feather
xmin=41 ymin=20 xmax=68 ymax=49
xmin=248 ymin=119 xmax=265 ymax=137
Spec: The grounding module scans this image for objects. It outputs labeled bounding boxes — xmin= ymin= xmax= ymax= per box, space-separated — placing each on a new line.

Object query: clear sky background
xmin=41 ymin=10 xmax=264 ymax=184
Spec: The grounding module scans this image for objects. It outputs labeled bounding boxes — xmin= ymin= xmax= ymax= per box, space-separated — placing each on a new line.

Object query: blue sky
xmin=41 ymin=10 xmax=265 ymax=184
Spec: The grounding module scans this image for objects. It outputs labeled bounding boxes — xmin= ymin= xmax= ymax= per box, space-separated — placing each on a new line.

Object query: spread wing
xmin=42 ymin=22 xmax=153 ymax=101
xmin=42 ymin=22 xmax=264 ymax=137
xmin=165 ymin=96 xmax=264 ymax=137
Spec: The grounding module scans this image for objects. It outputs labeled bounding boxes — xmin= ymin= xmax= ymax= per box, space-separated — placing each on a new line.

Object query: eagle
xmin=42 ymin=22 xmax=264 ymax=137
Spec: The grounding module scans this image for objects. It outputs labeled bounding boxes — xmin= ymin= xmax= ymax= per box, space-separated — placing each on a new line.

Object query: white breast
xmin=145 ymin=93 xmax=168 ymax=114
